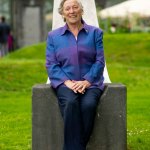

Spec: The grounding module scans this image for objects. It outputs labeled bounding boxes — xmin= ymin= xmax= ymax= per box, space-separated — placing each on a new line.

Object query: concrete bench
xmin=32 ymin=83 xmax=127 ymax=150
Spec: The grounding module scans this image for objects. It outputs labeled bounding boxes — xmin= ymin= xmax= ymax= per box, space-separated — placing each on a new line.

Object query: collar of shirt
xmin=60 ymin=19 xmax=89 ymax=36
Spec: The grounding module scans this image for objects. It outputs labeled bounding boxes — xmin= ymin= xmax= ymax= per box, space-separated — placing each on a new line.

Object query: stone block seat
xmin=32 ymin=83 xmax=127 ymax=150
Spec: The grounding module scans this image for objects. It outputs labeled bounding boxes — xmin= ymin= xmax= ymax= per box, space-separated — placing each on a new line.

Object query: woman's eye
xmin=64 ymin=7 xmax=70 ymax=11
xmin=73 ymin=6 xmax=78 ymax=9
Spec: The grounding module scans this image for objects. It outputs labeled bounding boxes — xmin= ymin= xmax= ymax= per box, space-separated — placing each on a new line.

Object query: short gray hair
xmin=58 ymin=0 xmax=83 ymax=21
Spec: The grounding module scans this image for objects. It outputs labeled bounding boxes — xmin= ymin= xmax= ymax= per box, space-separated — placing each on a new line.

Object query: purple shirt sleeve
xmin=46 ymin=32 xmax=69 ymax=88
xmin=83 ymin=29 xmax=105 ymax=84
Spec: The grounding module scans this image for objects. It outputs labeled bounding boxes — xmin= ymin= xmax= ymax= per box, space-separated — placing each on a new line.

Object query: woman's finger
xmin=72 ymin=82 xmax=80 ymax=89
xmin=78 ymin=85 xmax=86 ymax=94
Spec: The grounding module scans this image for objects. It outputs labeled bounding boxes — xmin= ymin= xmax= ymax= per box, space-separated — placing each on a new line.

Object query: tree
xmin=95 ymin=0 xmax=126 ymax=8
xmin=95 ymin=0 xmax=106 ymax=8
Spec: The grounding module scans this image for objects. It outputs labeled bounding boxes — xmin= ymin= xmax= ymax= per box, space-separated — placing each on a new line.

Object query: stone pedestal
xmin=32 ymin=83 xmax=127 ymax=150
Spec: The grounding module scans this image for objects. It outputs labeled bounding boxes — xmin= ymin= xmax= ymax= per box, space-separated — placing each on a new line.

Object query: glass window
xmin=0 ymin=0 xmax=11 ymax=23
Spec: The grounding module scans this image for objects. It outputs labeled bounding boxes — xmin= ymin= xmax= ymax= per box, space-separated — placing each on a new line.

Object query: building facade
xmin=0 ymin=0 xmax=50 ymax=48
xmin=11 ymin=0 xmax=46 ymax=47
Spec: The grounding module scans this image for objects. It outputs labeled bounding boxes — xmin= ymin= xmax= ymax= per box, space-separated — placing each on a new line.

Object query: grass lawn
xmin=0 ymin=33 xmax=150 ymax=150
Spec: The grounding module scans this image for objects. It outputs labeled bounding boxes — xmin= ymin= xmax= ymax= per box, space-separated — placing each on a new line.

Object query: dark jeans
xmin=56 ymin=86 xmax=102 ymax=150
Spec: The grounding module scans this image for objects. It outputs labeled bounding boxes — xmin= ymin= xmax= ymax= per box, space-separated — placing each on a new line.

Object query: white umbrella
xmin=99 ymin=0 xmax=150 ymax=18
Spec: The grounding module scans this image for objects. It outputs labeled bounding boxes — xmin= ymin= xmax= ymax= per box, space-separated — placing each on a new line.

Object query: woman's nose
xmin=69 ymin=7 xmax=74 ymax=13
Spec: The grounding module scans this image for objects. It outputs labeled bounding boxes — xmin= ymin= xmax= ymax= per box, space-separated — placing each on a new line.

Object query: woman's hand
xmin=72 ymin=80 xmax=91 ymax=94
xmin=64 ymin=80 xmax=76 ymax=91
xmin=64 ymin=80 xmax=91 ymax=94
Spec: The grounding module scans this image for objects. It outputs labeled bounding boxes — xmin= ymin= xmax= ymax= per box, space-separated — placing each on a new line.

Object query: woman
xmin=46 ymin=0 xmax=105 ymax=149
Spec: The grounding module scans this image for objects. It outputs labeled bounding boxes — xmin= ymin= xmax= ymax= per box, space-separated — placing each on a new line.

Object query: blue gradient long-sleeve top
xmin=46 ymin=21 xmax=105 ymax=90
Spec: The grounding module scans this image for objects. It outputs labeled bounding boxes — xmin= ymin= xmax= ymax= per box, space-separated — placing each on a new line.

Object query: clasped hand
xmin=64 ymin=80 xmax=91 ymax=94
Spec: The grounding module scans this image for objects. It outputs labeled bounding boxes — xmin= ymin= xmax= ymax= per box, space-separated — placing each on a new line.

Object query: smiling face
xmin=62 ymin=0 xmax=83 ymax=25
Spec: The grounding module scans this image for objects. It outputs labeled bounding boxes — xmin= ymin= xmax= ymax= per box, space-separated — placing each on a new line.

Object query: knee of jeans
xmin=66 ymin=98 xmax=78 ymax=108
xmin=82 ymin=101 xmax=97 ymax=112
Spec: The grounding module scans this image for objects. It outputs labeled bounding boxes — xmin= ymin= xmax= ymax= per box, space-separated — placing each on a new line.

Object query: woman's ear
xmin=81 ymin=10 xmax=84 ymax=15
xmin=62 ymin=15 xmax=66 ymax=22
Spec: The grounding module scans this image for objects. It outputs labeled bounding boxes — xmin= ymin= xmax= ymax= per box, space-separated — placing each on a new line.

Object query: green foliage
xmin=99 ymin=17 xmax=131 ymax=33
xmin=0 ymin=33 xmax=150 ymax=150
xmin=99 ymin=15 xmax=150 ymax=33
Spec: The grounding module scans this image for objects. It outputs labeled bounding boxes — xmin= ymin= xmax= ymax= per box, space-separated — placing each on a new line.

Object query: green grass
xmin=0 ymin=92 xmax=31 ymax=150
xmin=104 ymin=33 xmax=150 ymax=150
xmin=0 ymin=33 xmax=150 ymax=150
xmin=0 ymin=43 xmax=47 ymax=150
